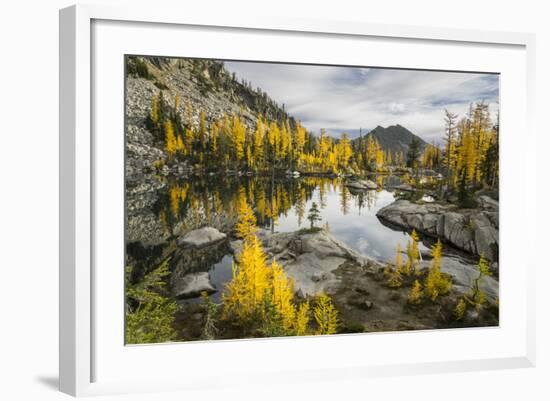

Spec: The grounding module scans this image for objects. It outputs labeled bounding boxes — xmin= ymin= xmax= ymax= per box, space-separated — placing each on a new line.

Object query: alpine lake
xmin=125 ymin=173 xmax=475 ymax=305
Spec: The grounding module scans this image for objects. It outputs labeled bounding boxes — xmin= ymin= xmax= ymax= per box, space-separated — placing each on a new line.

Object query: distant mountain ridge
xmin=355 ymin=124 xmax=428 ymax=155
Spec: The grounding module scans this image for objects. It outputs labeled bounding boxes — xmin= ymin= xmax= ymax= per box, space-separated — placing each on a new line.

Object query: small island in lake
xmin=124 ymin=56 xmax=500 ymax=344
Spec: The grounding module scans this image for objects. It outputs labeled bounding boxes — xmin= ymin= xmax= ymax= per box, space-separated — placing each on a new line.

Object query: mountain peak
xmin=355 ymin=125 xmax=427 ymax=155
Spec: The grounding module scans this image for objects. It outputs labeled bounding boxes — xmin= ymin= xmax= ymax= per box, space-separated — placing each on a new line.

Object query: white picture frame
xmin=59 ymin=4 xmax=536 ymax=397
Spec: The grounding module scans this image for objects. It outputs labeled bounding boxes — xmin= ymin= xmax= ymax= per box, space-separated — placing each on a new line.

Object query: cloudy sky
xmin=224 ymin=61 xmax=499 ymax=145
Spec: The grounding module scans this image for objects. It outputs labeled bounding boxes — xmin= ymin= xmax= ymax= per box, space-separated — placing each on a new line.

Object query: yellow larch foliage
xmin=356 ymin=152 xmax=363 ymax=168
xmin=421 ymin=143 xmax=442 ymax=169
xmin=210 ymin=122 xmax=219 ymax=154
xmin=164 ymin=120 xmax=177 ymax=158
xmin=386 ymin=265 xmax=403 ymax=288
xmin=227 ymin=192 xmax=340 ymax=337
xmin=464 ymin=131 xmax=477 ymax=182
xmin=222 ymin=235 xmax=270 ymax=321
xmin=295 ymin=301 xmax=310 ymax=336
xmin=184 ymin=127 xmax=195 ymax=156
xmin=270 ymin=260 xmax=296 ymax=330
xmin=253 ymin=116 xmax=265 ymax=168
xmin=280 ymin=122 xmax=291 ymax=159
xmin=313 ymin=294 xmax=339 ymax=335
xmin=327 ymin=151 xmax=338 ymax=173
xmin=235 ymin=190 xmax=257 ymax=242
xmin=454 ymin=298 xmax=467 ymax=320
xmin=179 ymin=184 xmax=188 ymax=204
xmin=405 ymin=229 xmax=420 ymax=275
xmin=255 ymin=191 xmax=267 ymax=223
xmin=169 ymin=186 xmax=180 ymax=217
xmin=294 ymin=122 xmax=307 ymax=157
xmin=240 ymin=238 xmax=270 ymax=309
xmin=223 ymin=198 xmax=313 ymax=336
xmin=230 ymin=115 xmax=246 ymax=162
xmin=175 ymin=135 xmax=184 ymax=153
xmin=365 ymin=135 xmax=382 ymax=166
xmin=386 ymin=242 xmax=404 ymax=288
xmin=319 ymin=130 xmax=331 ymax=159
xmin=424 ymin=239 xmax=452 ymax=301
xmin=267 ymin=121 xmax=279 ymax=152
xmin=408 ymin=280 xmax=423 ymax=305
xmin=337 ymin=133 xmax=353 ymax=170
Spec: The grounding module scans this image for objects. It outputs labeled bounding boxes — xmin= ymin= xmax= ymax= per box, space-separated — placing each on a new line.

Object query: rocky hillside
xmin=356 ymin=124 xmax=428 ymax=155
xmin=125 ymin=56 xmax=292 ymax=179
xmin=125 ymin=56 xmax=299 ymax=254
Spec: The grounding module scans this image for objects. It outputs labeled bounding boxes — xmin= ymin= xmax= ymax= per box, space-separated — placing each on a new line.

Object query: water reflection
xmin=274 ymin=181 xmax=429 ymax=262
xmin=130 ymin=175 xmax=429 ymax=265
xmin=126 ymin=174 xmax=439 ymax=300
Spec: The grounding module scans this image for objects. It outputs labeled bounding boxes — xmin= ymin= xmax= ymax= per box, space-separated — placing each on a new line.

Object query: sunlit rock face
xmin=377 ymin=197 xmax=499 ymax=262
xmin=261 ymin=228 xmax=373 ymax=296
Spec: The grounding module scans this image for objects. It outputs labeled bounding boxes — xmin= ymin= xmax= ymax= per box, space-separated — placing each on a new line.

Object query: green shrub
xmin=125 ymin=259 xmax=177 ymax=344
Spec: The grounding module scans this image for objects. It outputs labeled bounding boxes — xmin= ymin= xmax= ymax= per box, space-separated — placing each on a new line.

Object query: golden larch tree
xmin=313 ymin=294 xmax=339 ymax=335
xmin=408 ymin=280 xmax=423 ymax=305
xmin=424 ymin=239 xmax=452 ymax=301
xmin=235 ymin=190 xmax=257 ymax=242
xmin=405 ymin=229 xmax=420 ymax=275
xmin=270 ymin=261 xmax=296 ymax=331
xmin=164 ymin=120 xmax=177 ymax=158
xmin=223 ymin=236 xmax=270 ymax=321
xmin=230 ymin=115 xmax=246 ymax=163
xmin=295 ymin=301 xmax=310 ymax=336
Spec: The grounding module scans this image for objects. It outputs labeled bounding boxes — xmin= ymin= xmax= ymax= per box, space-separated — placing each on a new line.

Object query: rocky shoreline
xmin=171 ymin=225 xmax=499 ymax=336
xmin=376 ymin=196 xmax=499 ymax=263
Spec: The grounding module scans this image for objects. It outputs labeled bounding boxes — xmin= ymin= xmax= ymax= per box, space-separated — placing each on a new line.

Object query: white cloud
xmin=388 ymin=102 xmax=406 ymax=114
xmin=224 ymin=61 xmax=499 ymax=144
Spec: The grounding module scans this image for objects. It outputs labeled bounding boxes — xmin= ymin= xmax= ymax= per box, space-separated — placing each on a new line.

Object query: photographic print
xmin=125 ymin=56 xmax=499 ymax=344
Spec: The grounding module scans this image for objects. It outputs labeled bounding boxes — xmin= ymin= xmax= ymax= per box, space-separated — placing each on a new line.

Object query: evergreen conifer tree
xmin=307 ymin=202 xmax=322 ymax=229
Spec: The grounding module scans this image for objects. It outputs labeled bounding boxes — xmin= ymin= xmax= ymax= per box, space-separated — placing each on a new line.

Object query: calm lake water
xmin=127 ymin=175 xmax=437 ymax=302
xmin=273 ymin=184 xmax=430 ymax=261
